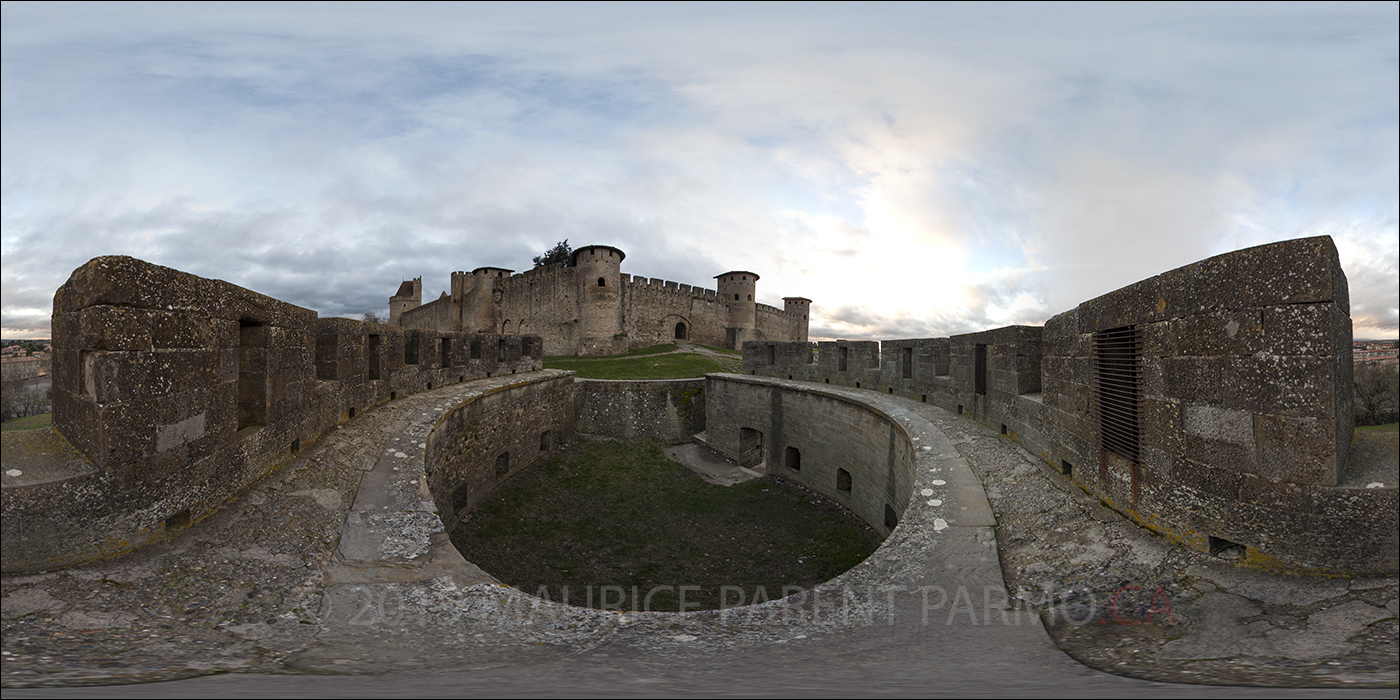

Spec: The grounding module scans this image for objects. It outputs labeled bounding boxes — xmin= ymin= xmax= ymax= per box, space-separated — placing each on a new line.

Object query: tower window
xmin=598 ymin=277 xmax=606 ymax=287
xmin=734 ymin=293 xmax=740 ymax=300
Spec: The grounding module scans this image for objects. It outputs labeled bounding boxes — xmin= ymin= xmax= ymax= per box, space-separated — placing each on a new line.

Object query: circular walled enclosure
xmin=410 ymin=372 xmax=985 ymax=628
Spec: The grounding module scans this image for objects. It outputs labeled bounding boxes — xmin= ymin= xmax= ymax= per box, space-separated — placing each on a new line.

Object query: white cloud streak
xmin=2 ymin=2 xmax=1395 ymax=341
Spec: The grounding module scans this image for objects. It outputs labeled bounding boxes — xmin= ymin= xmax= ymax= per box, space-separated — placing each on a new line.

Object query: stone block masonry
xmin=395 ymin=244 xmax=810 ymax=356
xmin=3 ymin=256 xmax=543 ymax=574
xmin=575 ymin=378 xmax=706 ymax=444
xmin=742 ymin=236 xmax=1395 ymax=576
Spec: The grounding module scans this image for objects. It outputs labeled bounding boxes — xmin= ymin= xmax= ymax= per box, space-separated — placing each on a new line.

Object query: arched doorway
xmin=674 ymin=321 xmax=688 ymax=340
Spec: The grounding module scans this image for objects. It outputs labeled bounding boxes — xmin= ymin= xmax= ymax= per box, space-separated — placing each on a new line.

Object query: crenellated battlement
xmin=394 ymin=244 xmax=808 ymax=354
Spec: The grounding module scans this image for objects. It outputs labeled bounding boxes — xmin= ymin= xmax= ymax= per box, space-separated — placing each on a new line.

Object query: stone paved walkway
xmin=1 ymin=372 xmax=1395 ymax=694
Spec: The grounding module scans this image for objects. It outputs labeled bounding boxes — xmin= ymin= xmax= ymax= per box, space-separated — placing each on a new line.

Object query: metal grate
xmin=1094 ymin=325 xmax=1142 ymax=464
xmin=974 ymin=344 xmax=988 ymax=395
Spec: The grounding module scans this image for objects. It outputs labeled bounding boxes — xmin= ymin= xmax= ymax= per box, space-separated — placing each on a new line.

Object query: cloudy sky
xmin=3 ymin=2 xmax=1397 ymax=341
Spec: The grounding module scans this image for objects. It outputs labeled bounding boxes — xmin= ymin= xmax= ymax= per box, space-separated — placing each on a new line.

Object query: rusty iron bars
xmin=1094 ymin=325 xmax=1142 ymax=464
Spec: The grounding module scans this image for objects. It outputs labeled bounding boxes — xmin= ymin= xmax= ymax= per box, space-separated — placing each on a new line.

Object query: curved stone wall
xmin=701 ymin=374 xmax=917 ymax=537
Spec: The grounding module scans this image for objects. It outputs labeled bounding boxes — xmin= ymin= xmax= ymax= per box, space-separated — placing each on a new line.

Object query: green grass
xmin=1355 ymin=422 xmax=1398 ymax=433
xmin=700 ymin=344 xmax=742 ymax=356
xmin=545 ymin=353 xmax=732 ymax=379
xmin=452 ymin=438 xmax=882 ymax=612
xmin=1 ymin=413 xmax=51 ymax=431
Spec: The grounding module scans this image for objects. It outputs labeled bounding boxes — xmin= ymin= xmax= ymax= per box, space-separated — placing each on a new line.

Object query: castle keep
xmin=390 ymin=245 xmax=811 ymax=356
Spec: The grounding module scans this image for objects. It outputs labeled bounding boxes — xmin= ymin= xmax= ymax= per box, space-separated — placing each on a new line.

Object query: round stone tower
xmin=716 ymin=271 xmax=759 ymax=349
xmin=571 ymin=245 xmax=626 ymax=355
xmin=784 ymin=296 xmax=812 ymax=341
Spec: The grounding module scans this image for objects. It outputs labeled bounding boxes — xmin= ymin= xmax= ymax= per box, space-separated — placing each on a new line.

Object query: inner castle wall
xmin=392 ymin=245 xmax=811 ymax=356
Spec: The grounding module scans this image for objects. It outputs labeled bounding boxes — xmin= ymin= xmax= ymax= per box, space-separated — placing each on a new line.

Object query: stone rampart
xmin=426 ymin=371 xmax=578 ymax=526
xmin=2 ymin=256 xmax=543 ymax=574
xmin=575 ymin=378 xmax=705 ymax=444
xmin=702 ymin=374 xmax=916 ymax=537
xmin=741 ymin=236 xmax=1395 ymax=575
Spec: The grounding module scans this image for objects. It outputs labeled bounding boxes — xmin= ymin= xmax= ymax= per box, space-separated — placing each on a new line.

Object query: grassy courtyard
xmin=450 ymin=438 xmax=881 ymax=611
xmin=543 ymin=344 xmax=740 ymax=379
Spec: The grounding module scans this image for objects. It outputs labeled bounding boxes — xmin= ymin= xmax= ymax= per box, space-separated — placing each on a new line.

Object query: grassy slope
xmin=1 ymin=413 xmax=52 ymax=431
xmin=544 ymin=345 xmax=739 ymax=379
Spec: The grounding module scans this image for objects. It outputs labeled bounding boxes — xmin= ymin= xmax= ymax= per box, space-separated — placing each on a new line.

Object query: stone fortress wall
xmin=3 ymin=236 xmax=1393 ymax=580
xmin=2 ymin=256 xmax=548 ymax=573
xmin=392 ymin=245 xmax=811 ymax=356
xmin=740 ymin=237 xmax=1396 ymax=576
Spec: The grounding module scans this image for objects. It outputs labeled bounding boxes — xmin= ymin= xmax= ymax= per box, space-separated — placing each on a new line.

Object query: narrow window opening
xmin=824 ymin=378 xmax=830 ymax=384
xmin=921 ymin=394 xmax=927 ymax=403
xmin=787 ymin=375 xmax=793 ymax=380
xmin=766 ymin=344 xmax=776 ymax=365
xmin=291 ymin=439 xmax=300 ymax=454
xmin=785 ymin=446 xmax=801 ymax=471
xmin=837 ymin=468 xmax=852 ymax=493
xmin=452 ymin=484 xmax=471 ymax=513
xmin=238 ymin=321 xmax=267 ymax=430
xmin=496 ymin=452 xmax=510 ymax=476
xmin=367 ymin=335 xmax=381 ymax=380
xmin=1094 ymin=325 xmax=1142 ymax=465
xmin=390 ymin=391 xmax=397 ymax=400
xmin=540 ymin=430 xmax=552 ymax=451
xmin=498 ymin=339 xmax=506 ymax=360
xmin=440 ymin=338 xmax=452 ymax=368
xmin=1000 ymin=424 xmax=1008 ymax=435
xmin=597 ymin=277 xmax=606 ymax=287
xmin=957 ymin=404 xmax=964 ymax=415
xmin=164 ymin=509 xmax=191 ymax=530
xmin=747 ymin=294 xmax=752 ymax=301
xmin=405 ymin=331 xmax=420 ymax=365
xmin=1059 ymin=460 xmax=1073 ymax=476
xmin=427 ymin=382 xmax=433 ymax=390
xmin=470 ymin=340 xmax=481 ymax=360
xmin=884 ymin=504 xmax=898 ymax=530
xmin=348 ymin=406 xmax=356 ymax=418
xmin=974 ymin=343 xmax=988 ymax=396
xmin=459 ymin=375 xmax=465 ymax=382
xmin=902 ymin=347 xmax=913 ymax=379
xmin=734 ymin=293 xmax=740 ymax=301
xmin=855 ymin=382 xmax=861 ymax=388
xmin=887 ymin=387 xmax=893 ymax=394
xmin=838 ymin=347 xmax=848 ymax=372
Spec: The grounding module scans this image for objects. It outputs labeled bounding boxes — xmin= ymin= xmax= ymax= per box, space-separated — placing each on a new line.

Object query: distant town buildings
xmin=1354 ymin=340 xmax=1399 ymax=365
xmin=0 ymin=341 xmax=52 ymax=381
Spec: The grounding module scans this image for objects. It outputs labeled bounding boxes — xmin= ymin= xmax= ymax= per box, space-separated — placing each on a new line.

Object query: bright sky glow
xmin=2 ymin=2 xmax=1397 ymax=340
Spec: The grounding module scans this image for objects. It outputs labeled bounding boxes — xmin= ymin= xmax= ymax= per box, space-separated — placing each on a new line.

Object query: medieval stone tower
xmin=388 ymin=277 xmax=422 ymax=325
xmin=715 ymin=271 xmax=758 ymax=348
xmin=783 ymin=297 xmax=812 ymax=342
xmin=572 ymin=245 xmax=626 ymax=355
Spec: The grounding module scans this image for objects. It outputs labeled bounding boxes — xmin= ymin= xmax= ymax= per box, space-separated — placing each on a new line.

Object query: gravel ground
xmin=919 ymin=408 xmax=1398 ymax=688
xmin=2 ymin=379 xmax=1395 ymax=689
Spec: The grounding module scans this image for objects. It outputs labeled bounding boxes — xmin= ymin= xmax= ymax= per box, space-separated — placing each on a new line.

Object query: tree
xmin=532 ymin=240 xmax=572 ymax=268
xmin=362 ymin=312 xmax=386 ymax=325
